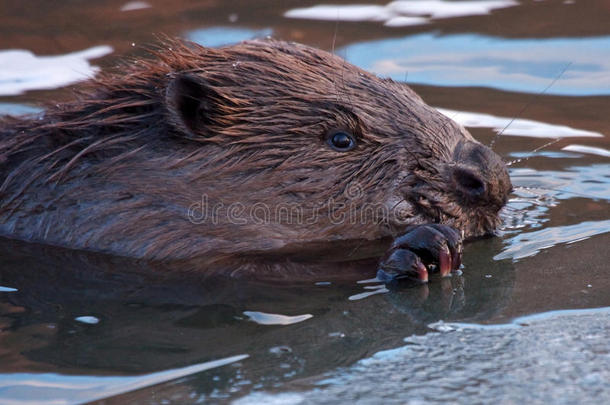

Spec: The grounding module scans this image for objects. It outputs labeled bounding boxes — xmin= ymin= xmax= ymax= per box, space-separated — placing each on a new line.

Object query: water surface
xmin=0 ymin=0 xmax=608 ymax=403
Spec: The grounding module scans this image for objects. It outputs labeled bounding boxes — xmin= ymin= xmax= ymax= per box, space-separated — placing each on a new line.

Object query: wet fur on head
xmin=0 ymin=38 xmax=509 ymax=261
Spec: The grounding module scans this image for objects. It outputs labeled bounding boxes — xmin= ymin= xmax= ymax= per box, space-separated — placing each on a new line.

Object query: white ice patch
xmin=285 ymin=0 xmax=518 ymax=26
xmin=243 ymin=311 xmax=313 ymax=325
xmin=0 ymin=45 xmax=113 ymax=96
xmin=562 ymin=144 xmax=610 ymax=157
xmin=287 ymin=5 xmax=391 ymax=22
xmin=437 ymin=108 xmax=604 ymax=139
xmin=389 ymin=0 xmax=518 ymax=19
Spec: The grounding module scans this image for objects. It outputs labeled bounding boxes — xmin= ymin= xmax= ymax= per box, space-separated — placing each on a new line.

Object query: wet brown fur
xmin=0 ymin=39 xmax=511 ymax=263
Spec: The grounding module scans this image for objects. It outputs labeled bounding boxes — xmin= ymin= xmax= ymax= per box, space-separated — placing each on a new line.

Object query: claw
xmin=377 ymin=224 xmax=463 ymax=285
xmin=439 ymin=246 xmax=452 ymax=277
xmin=377 ymin=248 xmax=428 ymax=284
xmin=417 ymin=261 xmax=429 ymax=283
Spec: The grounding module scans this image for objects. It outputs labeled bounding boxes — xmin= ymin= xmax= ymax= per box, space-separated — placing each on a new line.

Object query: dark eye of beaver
xmin=327 ymin=131 xmax=356 ymax=152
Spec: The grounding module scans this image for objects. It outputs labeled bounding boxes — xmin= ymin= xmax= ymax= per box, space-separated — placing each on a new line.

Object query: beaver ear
xmin=165 ymin=73 xmax=217 ymax=138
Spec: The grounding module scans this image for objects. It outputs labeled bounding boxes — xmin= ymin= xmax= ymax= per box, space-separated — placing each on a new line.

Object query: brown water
xmin=0 ymin=1 xmax=609 ymax=404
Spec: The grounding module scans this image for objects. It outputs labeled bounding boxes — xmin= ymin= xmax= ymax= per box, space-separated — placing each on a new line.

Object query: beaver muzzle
xmin=450 ymin=140 xmax=512 ymax=211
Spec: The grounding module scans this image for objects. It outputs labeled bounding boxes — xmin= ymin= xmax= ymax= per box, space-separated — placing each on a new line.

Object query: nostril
xmin=453 ymin=167 xmax=486 ymax=199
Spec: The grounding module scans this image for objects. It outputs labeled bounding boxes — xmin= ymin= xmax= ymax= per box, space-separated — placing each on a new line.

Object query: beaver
xmin=0 ymin=39 xmax=511 ymax=282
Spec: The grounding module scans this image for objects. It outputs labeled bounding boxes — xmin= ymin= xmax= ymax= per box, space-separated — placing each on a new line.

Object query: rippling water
xmin=0 ymin=1 xmax=609 ymax=404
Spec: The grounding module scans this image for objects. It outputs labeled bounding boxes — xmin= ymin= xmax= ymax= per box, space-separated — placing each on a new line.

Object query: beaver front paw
xmin=377 ymin=224 xmax=463 ymax=283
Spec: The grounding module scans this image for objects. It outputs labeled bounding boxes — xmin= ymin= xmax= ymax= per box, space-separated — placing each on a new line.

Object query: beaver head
xmin=0 ymin=39 xmax=511 ymax=260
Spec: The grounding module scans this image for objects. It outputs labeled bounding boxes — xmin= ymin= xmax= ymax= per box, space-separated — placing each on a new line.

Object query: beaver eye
xmin=327 ymin=131 xmax=356 ymax=152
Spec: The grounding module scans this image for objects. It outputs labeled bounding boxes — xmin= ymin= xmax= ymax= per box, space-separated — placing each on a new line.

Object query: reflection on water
xmin=498 ymin=163 xmax=610 ymax=260
xmin=496 ymin=220 xmax=610 ymax=260
xmin=502 ymin=164 xmax=610 ymax=236
xmin=0 ymin=236 xmax=515 ymax=404
xmin=187 ymin=27 xmax=273 ymax=48
xmin=0 ymin=355 xmax=248 ymax=405
xmin=342 ymin=34 xmax=610 ymax=95
xmin=348 ymin=284 xmax=389 ymax=301
xmin=285 ymin=0 xmax=519 ymax=26
xmin=510 ymin=164 xmax=610 ymax=202
xmin=0 ymin=103 xmax=42 ymax=117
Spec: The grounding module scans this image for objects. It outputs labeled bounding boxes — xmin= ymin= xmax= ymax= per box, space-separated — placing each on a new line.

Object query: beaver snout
xmin=450 ymin=140 xmax=512 ymax=211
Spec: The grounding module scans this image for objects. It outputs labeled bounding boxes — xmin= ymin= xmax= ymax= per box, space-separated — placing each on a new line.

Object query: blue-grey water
xmin=0 ymin=1 xmax=609 ymax=404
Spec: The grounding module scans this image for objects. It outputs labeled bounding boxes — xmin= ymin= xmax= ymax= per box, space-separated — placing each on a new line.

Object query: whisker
xmin=348 ymin=237 xmax=368 ymax=258
xmin=331 ymin=11 xmax=339 ymax=55
xmin=489 ymin=62 xmax=572 ymax=150
xmin=340 ymin=49 xmax=356 ymax=111
xmin=390 ymin=197 xmax=407 ymax=211
xmin=512 ymin=185 xmax=602 ymax=200
xmin=330 ymin=15 xmax=340 ymax=105
xmin=506 ymin=138 xmax=561 ymax=166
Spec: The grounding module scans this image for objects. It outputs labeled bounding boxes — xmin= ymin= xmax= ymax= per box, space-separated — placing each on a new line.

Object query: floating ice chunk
xmin=562 ymin=144 xmax=610 ymax=157
xmin=285 ymin=1 xmax=518 ymax=25
xmin=0 ymin=45 xmax=113 ymax=96
xmin=243 ymin=311 xmax=312 ymax=325
xmin=437 ymin=108 xmax=604 ymax=139
xmin=75 ymin=316 xmax=100 ymax=324
xmin=285 ymin=5 xmax=390 ymax=22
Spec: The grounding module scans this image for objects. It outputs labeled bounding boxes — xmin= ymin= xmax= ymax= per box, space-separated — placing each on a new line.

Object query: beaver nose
xmin=450 ymin=140 xmax=512 ymax=210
